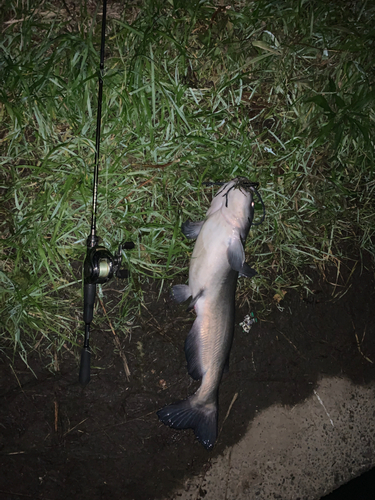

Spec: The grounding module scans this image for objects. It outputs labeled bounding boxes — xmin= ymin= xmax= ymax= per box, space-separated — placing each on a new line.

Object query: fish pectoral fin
xmin=171 ymin=284 xmax=191 ymax=303
xmin=185 ymin=318 xmax=204 ymax=380
xmin=227 ymin=239 xmax=246 ymax=272
xmin=228 ymin=241 xmax=257 ymax=277
xmin=181 ymin=220 xmax=204 ymax=239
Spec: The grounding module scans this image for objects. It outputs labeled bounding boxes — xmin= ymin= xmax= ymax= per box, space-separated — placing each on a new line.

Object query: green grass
xmin=1 ymin=0 xmax=374 ymax=367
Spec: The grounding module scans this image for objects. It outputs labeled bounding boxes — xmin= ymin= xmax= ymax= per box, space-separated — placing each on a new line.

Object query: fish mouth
xmin=215 ymin=177 xmax=259 ymax=202
xmin=215 ymin=177 xmax=258 ymax=208
xmin=234 ymin=176 xmax=259 ymax=190
xmin=203 ymin=177 xmax=266 ymax=226
xmin=212 ymin=177 xmax=265 ymax=226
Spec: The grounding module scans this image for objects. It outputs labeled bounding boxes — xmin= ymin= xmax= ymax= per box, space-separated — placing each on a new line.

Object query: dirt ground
xmin=0 ymin=250 xmax=374 ymax=500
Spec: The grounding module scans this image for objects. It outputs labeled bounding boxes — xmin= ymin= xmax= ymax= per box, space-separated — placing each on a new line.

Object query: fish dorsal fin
xmin=181 ymin=220 xmax=204 ymax=239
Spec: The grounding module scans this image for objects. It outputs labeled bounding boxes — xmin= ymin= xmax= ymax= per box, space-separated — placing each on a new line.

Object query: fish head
xmin=207 ymin=177 xmax=258 ymax=237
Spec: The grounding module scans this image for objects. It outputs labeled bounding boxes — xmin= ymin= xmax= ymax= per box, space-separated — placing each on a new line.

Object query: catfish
xmin=158 ymin=177 xmax=260 ymax=449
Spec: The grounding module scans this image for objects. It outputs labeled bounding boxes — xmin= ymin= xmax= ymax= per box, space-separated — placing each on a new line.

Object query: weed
xmin=0 ymin=0 xmax=374 ymax=366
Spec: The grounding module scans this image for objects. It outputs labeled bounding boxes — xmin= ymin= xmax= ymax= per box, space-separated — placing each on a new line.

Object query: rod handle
xmin=79 ymin=347 xmax=91 ymax=385
xmin=83 ymin=283 xmax=96 ymax=324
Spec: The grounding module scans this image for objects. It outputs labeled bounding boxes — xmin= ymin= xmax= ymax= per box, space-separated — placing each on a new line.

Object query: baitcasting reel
xmin=79 ymin=235 xmax=134 ymax=386
xmin=84 ymin=237 xmax=133 ymax=286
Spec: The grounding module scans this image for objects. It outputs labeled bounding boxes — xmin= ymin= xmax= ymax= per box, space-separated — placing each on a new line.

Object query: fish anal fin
xmin=157 ymin=397 xmax=217 ymax=450
xmin=181 ymin=220 xmax=204 ymax=239
xmin=171 ymin=284 xmax=191 ymax=303
xmin=185 ymin=319 xmax=203 ymax=380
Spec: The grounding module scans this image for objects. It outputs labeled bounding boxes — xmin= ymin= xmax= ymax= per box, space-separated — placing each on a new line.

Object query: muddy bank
xmin=0 ymin=253 xmax=374 ymax=499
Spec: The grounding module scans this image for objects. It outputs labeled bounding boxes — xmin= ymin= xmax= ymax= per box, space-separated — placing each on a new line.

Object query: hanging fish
xmin=157 ymin=177 xmax=264 ymax=449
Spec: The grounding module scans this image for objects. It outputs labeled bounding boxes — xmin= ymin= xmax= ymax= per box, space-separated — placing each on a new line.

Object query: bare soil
xmin=0 ymin=252 xmax=374 ymax=500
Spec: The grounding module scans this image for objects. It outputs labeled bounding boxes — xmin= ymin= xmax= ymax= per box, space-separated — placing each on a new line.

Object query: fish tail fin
xmin=157 ymin=396 xmax=217 ymax=450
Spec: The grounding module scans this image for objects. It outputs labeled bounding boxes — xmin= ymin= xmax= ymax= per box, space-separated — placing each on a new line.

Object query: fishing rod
xmin=79 ymin=0 xmax=134 ymax=385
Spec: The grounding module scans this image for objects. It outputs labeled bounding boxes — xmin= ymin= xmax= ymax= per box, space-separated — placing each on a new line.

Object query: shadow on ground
xmin=0 ymin=252 xmax=374 ymax=500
